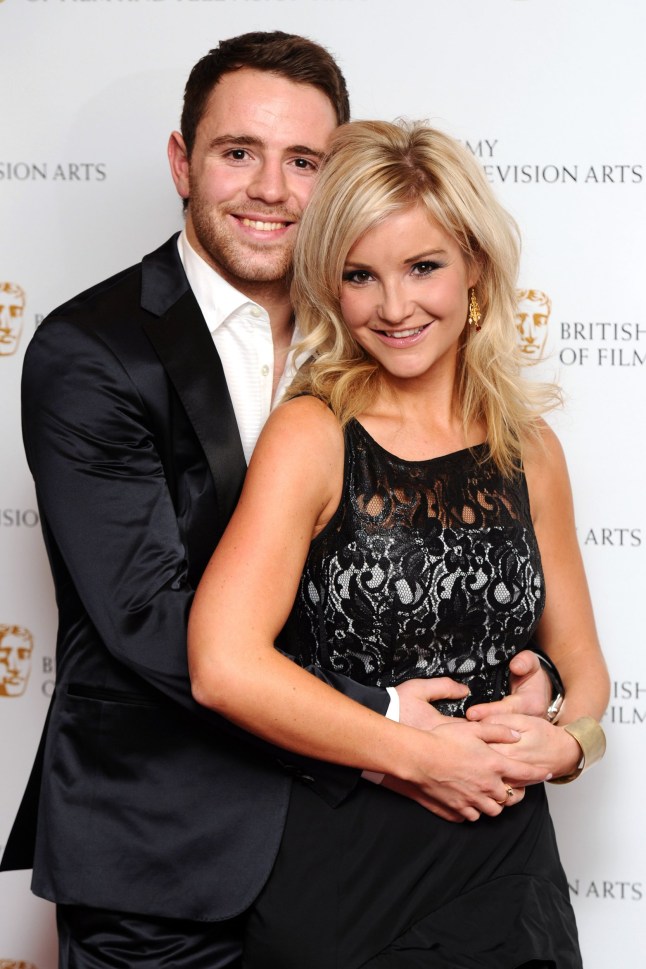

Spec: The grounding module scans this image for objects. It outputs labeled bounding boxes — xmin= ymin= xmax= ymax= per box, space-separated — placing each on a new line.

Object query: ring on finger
xmin=495 ymin=786 xmax=515 ymax=806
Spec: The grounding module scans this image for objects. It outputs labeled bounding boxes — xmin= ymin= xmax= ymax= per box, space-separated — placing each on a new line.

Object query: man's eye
xmin=293 ymin=158 xmax=317 ymax=171
xmin=227 ymin=149 xmax=249 ymax=161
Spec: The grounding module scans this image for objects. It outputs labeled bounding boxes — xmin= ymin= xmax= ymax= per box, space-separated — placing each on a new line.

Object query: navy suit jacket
xmin=0 ymin=235 xmax=388 ymax=920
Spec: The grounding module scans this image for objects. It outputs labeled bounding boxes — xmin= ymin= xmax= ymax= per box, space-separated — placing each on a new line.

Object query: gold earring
xmin=468 ymin=289 xmax=482 ymax=331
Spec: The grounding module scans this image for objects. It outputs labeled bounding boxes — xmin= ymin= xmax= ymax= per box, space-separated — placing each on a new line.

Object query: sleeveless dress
xmin=243 ymin=419 xmax=582 ymax=969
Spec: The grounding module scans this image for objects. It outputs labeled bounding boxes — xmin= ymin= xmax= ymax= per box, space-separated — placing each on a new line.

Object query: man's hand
xmin=395 ymin=676 xmax=469 ymax=730
xmin=466 ymin=650 xmax=552 ymax=722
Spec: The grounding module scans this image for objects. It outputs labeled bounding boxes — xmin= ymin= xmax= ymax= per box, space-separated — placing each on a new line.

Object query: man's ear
xmin=168 ymin=131 xmax=190 ymax=200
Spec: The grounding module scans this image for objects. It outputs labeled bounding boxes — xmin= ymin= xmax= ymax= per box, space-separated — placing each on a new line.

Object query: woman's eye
xmin=342 ymin=270 xmax=373 ymax=285
xmin=411 ymin=261 xmax=440 ymax=277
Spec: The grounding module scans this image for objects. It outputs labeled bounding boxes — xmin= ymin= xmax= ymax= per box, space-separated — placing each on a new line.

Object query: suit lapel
xmin=141 ymin=237 xmax=247 ymax=528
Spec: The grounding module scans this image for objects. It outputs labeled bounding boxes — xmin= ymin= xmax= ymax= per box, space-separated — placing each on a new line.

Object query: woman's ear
xmin=467 ymin=258 xmax=482 ymax=290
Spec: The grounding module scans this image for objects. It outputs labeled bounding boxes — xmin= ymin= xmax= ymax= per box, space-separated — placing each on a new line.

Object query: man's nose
xmin=247 ymin=159 xmax=289 ymax=205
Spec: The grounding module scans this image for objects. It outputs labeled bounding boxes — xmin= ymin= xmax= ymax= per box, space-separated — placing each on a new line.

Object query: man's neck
xmin=182 ymin=228 xmax=295 ymax=352
xmin=236 ymin=277 xmax=294 ymax=348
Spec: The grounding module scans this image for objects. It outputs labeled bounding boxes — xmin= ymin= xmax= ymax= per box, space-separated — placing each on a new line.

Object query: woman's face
xmin=339 ymin=203 xmax=477 ymax=385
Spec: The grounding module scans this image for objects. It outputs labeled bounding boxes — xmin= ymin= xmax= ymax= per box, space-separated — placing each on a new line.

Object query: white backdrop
xmin=1 ymin=0 xmax=644 ymax=965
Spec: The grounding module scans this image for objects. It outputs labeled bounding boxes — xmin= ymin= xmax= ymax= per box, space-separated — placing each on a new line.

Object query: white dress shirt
xmin=178 ymin=231 xmax=296 ymax=464
xmin=177 ymin=231 xmax=398 ymax=776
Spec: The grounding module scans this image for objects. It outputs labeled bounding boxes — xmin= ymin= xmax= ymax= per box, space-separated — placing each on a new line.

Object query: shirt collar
xmin=177 ymin=230 xmax=267 ymax=332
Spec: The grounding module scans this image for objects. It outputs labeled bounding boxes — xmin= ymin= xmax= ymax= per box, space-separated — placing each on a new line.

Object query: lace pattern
xmin=289 ymin=420 xmax=545 ymax=715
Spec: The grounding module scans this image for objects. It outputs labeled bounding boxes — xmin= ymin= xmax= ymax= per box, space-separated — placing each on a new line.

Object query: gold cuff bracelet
xmin=548 ymin=716 xmax=606 ymax=785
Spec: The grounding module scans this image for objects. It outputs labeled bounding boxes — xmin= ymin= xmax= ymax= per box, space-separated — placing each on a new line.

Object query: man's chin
xmin=221 ymin=253 xmax=292 ymax=286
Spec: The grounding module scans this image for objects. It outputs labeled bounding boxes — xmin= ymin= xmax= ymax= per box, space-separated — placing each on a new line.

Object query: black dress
xmin=244 ymin=420 xmax=581 ymax=969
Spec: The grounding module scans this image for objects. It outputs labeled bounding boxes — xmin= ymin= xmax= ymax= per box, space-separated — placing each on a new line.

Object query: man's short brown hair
xmin=180 ymin=31 xmax=350 ymax=157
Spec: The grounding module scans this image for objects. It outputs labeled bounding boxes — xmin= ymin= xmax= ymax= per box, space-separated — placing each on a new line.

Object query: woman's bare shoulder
xmin=523 ymin=418 xmax=567 ymax=472
xmin=259 ymin=395 xmax=343 ymax=453
xmin=522 ymin=420 xmax=572 ymax=524
xmin=243 ymin=396 xmax=345 ymax=536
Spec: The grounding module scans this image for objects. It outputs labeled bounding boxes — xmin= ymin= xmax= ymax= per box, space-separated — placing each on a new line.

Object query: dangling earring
xmin=468 ymin=288 xmax=482 ymax=331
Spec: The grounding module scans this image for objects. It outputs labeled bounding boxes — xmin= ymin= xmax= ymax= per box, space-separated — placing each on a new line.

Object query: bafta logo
xmin=516 ymin=289 xmax=551 ymax=360
xmin=0 ymin=283 xmax=25 ymax=357
xmin=0 ymin=625 xmax=34 ymax=698
xmin=0 ymin=282 xmax=26 ymax=356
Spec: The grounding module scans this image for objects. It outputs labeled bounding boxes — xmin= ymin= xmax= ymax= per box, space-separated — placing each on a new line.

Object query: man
xmin=1 ymin=32 xmax=560 ymax=968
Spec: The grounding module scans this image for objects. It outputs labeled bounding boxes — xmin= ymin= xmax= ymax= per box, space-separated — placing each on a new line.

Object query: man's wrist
xmin=534 ymin=650 xmax=565 ymax=721
xmin=362 ymin=687 xmax=399 ymax=785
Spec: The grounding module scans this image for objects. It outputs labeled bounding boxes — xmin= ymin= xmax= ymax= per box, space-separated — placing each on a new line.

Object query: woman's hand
xmin=381 ymin=718 xmax=544 ymax=823
xmin=484 ymin=713 xmax=582 ymax=779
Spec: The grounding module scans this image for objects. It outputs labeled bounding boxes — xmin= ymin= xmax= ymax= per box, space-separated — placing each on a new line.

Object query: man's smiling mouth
xmin=239 ymin=217 xmax=292 ymax=231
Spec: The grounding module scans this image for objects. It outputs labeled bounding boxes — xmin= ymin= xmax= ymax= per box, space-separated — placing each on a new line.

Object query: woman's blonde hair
xmin=287 ymin=120 xmax=560 ymax=475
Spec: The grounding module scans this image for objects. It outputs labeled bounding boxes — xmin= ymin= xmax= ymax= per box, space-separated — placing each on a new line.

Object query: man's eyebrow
xmin=208 ymin=135 xmax=325 ymax=159
xmin=207 ymin=135 xmax=263 ymax=150
xmin=289 ymin=145 xmax=327 ymax=160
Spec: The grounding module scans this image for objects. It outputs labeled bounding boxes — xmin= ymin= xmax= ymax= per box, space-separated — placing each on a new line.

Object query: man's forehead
xmin=199 ymin=68 xmax=337 ymax=145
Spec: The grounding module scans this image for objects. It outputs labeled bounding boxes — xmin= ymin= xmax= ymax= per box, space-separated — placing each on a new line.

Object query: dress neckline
xmin=350 ymin=418 xmax=488 ymax=468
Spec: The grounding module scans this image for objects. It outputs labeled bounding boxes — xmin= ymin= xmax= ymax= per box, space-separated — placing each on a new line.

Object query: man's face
xmin=0 ymin=630 xmax=33 ymax=698
xmin=516 ymin=289 xmax=551 ymax=359
xmin=170 ymin=68 xmax=338 ymax=290
xmin=0 ymin=283 xmax=25 ymax=356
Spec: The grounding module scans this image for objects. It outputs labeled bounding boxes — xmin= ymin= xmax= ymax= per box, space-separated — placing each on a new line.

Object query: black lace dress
xmin=244 ymin=419 xmax=581 ymax=969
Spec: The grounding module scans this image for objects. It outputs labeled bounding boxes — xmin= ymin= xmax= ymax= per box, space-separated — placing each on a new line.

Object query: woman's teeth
xmin=385 ymin=326 xmax=425 ymax=339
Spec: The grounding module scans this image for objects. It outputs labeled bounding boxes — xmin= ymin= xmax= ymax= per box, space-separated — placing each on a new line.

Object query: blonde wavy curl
xmin=287 ymin=120 xmax=560 ymax=477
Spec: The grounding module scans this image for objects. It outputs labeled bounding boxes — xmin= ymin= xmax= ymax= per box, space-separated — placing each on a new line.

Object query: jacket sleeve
xmin=22 ymin=319 xmax=388 ymax=804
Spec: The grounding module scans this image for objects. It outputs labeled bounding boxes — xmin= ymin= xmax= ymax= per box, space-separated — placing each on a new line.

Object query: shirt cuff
xmin=361 ymin=687 xmax=400 ymax=785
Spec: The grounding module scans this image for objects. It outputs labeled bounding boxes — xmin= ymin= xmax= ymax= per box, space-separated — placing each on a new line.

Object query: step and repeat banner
xmin=1 ymin=0 xmax=644 ymax=964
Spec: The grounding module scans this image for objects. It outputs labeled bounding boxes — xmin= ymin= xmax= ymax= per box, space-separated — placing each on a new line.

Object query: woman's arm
xmin=475 ymin=423 xmax=610 ymax=778
xmin=528 ymin=425 xmax=609 ymax=720
xmin=187 ymin=397 xmax=550 ymax=820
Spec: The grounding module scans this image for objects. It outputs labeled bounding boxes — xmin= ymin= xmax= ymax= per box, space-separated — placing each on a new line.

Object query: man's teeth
xmin=386 ymin=326 xmax=425 ymax=339
xmin=240 ymin=218 xmax=287 ymax=231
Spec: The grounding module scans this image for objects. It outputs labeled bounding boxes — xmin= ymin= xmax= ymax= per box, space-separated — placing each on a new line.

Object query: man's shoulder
xmin=41 ymin=234 xmax=183 ymax=333
xmin=47 ymin=261 xmax=143 ymax=326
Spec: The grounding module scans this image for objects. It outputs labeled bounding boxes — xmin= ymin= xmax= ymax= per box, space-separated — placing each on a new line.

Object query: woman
xmin=188 ymin=121 xmax=609 ymax=968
